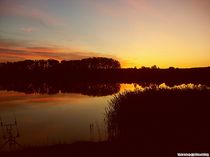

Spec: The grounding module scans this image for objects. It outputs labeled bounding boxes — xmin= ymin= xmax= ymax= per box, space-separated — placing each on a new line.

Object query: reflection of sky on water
xmin=120 ymin=83 xmax=209 ymax=93
xmin=0 ymin=92 xmax=111 ymax=145
xmin=0 ymin=83 xmax=208 ymax=146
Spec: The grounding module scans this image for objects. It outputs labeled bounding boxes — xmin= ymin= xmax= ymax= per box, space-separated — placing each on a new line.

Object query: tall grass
xmin=105 ymin=85 xmax=210 ymax=151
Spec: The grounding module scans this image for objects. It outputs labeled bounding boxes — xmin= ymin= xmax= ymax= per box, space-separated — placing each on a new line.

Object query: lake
xmin=0 ymin=83 xmax=141 ymax=146
xmin=0 ymin=83 xmax=209 ymax=147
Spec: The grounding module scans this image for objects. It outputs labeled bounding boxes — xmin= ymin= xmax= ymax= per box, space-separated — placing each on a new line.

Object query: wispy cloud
xmin=124 ymin=0 xmax=162 ymax=17
xmin=21 ymin=27 xmax=37 ymax=33
xmin=0 ymin=2 xmax=63 ymax=26
xmin=89 ymin=0 xmax=162 ymax=18
xmin=90 ymin=0 xmax=123 ymax=17
xmin=0 ymin=39 xmax=117 ymax=62
xmin=0 ymin=48 xmax=115 ymax=62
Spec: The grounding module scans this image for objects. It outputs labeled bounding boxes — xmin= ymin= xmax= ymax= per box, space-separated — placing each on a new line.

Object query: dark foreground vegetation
xmin=1 ymin=87 xmax=210 ymax=156
xmin=106 ymin=86 xmax=210 ymax=155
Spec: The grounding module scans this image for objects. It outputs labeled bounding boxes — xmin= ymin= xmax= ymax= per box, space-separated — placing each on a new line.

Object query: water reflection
xmin=0 ymin=92 xmax=109 ymax=146
xmin=0 ymin=82 xmax=120 ymax=96
xmin=0 ymin=83 xmax=209 ymax=149
xmin=1 ymin=81 xmax=207 ymax=96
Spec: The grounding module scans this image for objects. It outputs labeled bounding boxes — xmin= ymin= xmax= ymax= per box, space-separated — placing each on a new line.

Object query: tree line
xmin=0 ymin=57 xmax=209 ymax=85
xmin=0 ymin=57 xmax=121 ymax=72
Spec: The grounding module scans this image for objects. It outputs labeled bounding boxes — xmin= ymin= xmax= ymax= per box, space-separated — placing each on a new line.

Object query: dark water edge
xmin=2 ymin=141 xmax=203 ymax=157
xmin=1 ymin=141 xmax=210 ymax=157
xmin=1 ymin=141 xmax=134 ymax=157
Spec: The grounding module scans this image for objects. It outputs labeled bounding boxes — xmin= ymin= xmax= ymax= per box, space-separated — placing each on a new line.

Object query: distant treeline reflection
xmin=0 ymin=82 xmax=120 ymax=96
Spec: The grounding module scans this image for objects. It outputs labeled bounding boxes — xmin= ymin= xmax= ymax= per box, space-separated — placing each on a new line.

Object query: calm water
xmin=0 ymin=83 xmax=139 ymax=146
xmin=0 ymin=83 xmax=208 ymax=146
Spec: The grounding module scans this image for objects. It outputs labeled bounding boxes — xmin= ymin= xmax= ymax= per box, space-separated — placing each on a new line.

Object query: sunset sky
xmin=0 ymin=0 xmax=209 ymax=68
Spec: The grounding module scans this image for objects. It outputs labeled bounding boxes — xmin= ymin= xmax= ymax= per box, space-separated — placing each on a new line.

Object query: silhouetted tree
xmin=61 ymin=57 xmax=121 ymax=70
xmin=151 ymin=65 xmax=158 ymax=69
xmin=169 ymin=66 xmax=175 ymax=70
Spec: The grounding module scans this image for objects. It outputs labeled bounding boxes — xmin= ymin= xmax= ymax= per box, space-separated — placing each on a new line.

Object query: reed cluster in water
xmin=106 ymin=85 xmax=210 ymax=153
